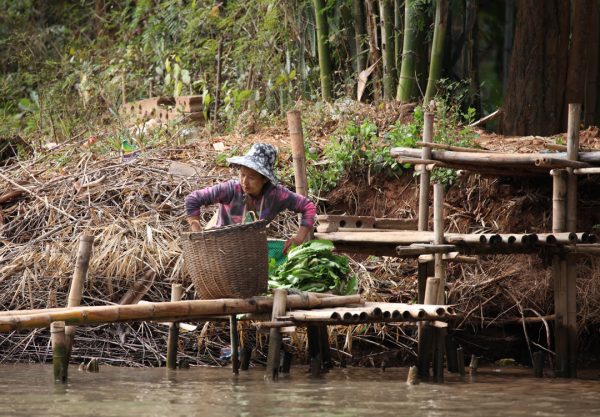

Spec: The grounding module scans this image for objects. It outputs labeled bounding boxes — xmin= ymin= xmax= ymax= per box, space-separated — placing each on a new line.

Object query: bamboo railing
xmin=0 ymin=294 xmax=363 ymax=332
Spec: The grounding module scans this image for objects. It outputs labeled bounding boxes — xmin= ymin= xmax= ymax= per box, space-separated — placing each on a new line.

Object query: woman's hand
xmin=283 ymin=225 xmax=312 ymax=254
xmin=187 ymin=216 xmax=203 ymax=232
xmin=283 ymin=235 xmax=304 ymax=254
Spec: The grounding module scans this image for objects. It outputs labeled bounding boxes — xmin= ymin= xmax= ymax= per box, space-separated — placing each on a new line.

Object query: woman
xmin=185 ymin=143 xmax=316 ymax=254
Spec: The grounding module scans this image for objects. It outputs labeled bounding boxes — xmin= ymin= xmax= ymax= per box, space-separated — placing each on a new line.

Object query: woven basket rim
xmin=181 ymin=220 xmax=267 ymax=240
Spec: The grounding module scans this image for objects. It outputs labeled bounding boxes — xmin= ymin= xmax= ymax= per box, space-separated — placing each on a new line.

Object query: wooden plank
xmin=316 ymin=215 xmax=417 ymax=232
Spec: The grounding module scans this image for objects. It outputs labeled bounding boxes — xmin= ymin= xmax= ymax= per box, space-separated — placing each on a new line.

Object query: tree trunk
xmin=503 ymin=0 xmax=515 ymax=93
xmin=353 ymin=0 xmax=367 ymax=75
xmin=396 ymin=0 xmax=418 ymax=101
xmin=366 ymin=0 xmax=382 ymax=101
xmin=313 ymin=0 xmax=333 ymax=102
xmin=424 ymin=0 xmax=449 ymax=105
xmin=380 ymin=0 xmax=396 ymax=100
xmin=566 ymin=0 xmax=599 ymax=127
xmin=394 ymin=0 xmax=403 ymax=72
xmin=465 ymin=0 xmax=480 ymax=115
xmin=501 ymin=0 xmax=569 ymax=136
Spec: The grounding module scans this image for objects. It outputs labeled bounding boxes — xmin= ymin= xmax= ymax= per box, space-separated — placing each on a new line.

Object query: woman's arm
xmin=283 ymin=225 xmax=311 ymax=254
xmin=184 ymin=180 xmax=236 ymax=231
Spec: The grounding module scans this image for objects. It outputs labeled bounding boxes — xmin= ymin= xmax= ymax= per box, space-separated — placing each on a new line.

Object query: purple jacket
xmin=185 ymin=180 xmax=316 ymax=228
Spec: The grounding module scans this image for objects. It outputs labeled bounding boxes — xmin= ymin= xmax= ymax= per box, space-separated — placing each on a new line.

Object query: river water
xmin=0 ymin=364 xmax=599 ymax=417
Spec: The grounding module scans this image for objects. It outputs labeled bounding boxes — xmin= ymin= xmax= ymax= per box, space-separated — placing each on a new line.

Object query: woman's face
xmin=239 ymin=166 xmax=268 ymax=197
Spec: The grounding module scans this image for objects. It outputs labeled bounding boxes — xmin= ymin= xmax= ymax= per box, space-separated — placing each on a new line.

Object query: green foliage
xmin=268 ymin=240 xmax=357 ymax=295
xmin=306 ymin=119 xmax=406 ymax=195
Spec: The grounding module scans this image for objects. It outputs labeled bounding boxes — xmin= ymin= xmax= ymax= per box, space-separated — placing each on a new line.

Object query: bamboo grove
xmin=2 ymin=1 xmax=600 ymax=144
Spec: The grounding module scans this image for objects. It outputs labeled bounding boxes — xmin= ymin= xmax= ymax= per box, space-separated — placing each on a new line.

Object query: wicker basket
xmin=180 ymin=221 xmax=268 ymax=299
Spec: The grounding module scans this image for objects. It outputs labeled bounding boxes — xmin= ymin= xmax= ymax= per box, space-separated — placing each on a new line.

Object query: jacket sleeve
xmin=185 ymin=180 xmax=235 ymax=217
xmin=276 ymin=186 xmax=317 ymax=228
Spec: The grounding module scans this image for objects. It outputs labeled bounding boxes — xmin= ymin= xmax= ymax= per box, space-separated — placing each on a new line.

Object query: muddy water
xmin=0 ymin=364 xmax=599 ymax=417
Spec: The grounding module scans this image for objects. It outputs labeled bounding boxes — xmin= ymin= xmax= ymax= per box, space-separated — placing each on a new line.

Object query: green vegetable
xmin=268 ymin=240 xmax=358 ymax=295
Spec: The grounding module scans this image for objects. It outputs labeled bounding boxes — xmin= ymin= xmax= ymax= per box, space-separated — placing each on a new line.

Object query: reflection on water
xmin=0 ymin=364 xmax=599 ymax=417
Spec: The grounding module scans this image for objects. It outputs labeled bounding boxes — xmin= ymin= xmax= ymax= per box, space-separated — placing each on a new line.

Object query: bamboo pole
xmin=573 ymin=167 xmax=600 ymax=175
xmin=265 ymin=289 xmax=287 ymax=380
xmin=566 ymin=104 xmax=580 ymax=233
xmin=166 ymin=283 xmax=183 ymax=370
xmin=417 ymin=277 xmax=440 ymax=379
xmin=533 ymin=351 xmax=544 ymax=378
xmin=240 ymin=346 xmax=251 ymax=371
xmin=433 ymin=183 xmax=445 ymax=304
xmin=535 ymin=157 xmax=590 ymax=169
xmin=65 ymin=232 xmax=94 ymax=361
xmin=457 ymin=347 xmax=465 ymax=377
xmin=393 ymin=146 xmax=600 ymax=165
xmin=416 ymin=141 xmax=490 ymax=153
xmin=0 ymin=294 xmax=363 ymax=332
xmin=554 ymin=257 xmax=568 ymax=377
xmin=230 ymin=314 xmax=240 ymax=374
xmin=51 ymin=321 xmax=68 ymax=383
xmin=566 ymin=103 xmax=580 ymax=378
xmin=396 ymin=244 xmax=457 ymax=256
xmin=406 ymin=365 xmax=419 ymax=385
xmin=469 ymin=354 xmax=478 ymax=375
xmin=418 ymin=112 xmax=434 ymax=231
xmin=288 ymin=110 xmax=308 ymax=197
xmin=288 ymin=109 xmax=313 ymax=241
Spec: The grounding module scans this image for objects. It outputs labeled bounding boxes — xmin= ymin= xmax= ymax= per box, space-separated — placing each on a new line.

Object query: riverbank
xmin=1 ymin=102 xmax=600 ymax=368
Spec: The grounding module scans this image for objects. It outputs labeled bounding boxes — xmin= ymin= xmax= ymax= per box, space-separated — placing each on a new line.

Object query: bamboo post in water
xmin=417 ymin=277 xmax=440 ymax=379
xmin=166 ymin=283 xmax=183 ymax=370
xmin=551 ymin=168 xmax=569 ymax=377
xmin=51 ymin=321 xmax=68 ymax=383
xmin=230 ymin=314 xmax=240 ymax=374
xmin=565 ymin=104 xmax=580 ymax=378
xmin=457 ymin=347 xmax=465 ymax=377
xmin=416 ymin=112 xmax=434 ymax=378
xmin=533 ymin=351 xmax=544 ymax=378
xmin=265 ymin=289 xmax=287 ymax=380
xmin=65 ymin=232 xmax=94 ymax=361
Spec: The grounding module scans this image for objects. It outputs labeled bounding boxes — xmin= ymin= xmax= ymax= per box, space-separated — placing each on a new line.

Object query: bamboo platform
xmin=315 ymin=230 xmax=598 ymax=257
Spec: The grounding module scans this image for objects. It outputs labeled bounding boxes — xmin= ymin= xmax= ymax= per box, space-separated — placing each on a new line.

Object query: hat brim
xmin=227 ymin=155 xmax=279 ymax=185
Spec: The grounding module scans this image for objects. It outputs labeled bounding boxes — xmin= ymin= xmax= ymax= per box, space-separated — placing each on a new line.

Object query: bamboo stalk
xmin=433 ymin=183 xmax=445 ymax=304
xmin=551 ymin=169 xmax=567 ymax=234
xmin=0 ymin=294 xmax=363 ymax=319
xmin=554 ymin=256 xmax=568 ymax=377
xmin=230 ymin=314 xmax=239 ymax=374
xmin=51 ymin=321 xmax=68 ymax=383
xmin=419 ymin=112 xmax=434 ymax=231
xmin=533 ymin=351 xmax=544 ymax=378
xmin=573 ymin=167 xmax=600 ymax=175
xmin=562 ymin=244 xmax=600 ymax=255
xmin=565 ymin=103 xmax=580 ymax=379
xmin=166 ymin=283 xmax=183 ymax=370
xmin=417 ymin=277 xmax=440 ymax=379
xmin=265 ymin=289 xmax=287 ymax=380
xmin=535 ymin=157 xmax=590 ymax=169
xmin=65 ymin=232 xmax=94 ymax=360
xmin=396 ymin=244 xmax=457 ymax=256
xmin=0 ymin=294 xmax=362 ymax=332
xmin=288 ymin=110 xmax=308 ymax=198
xmin=457 ymin=347 xmax=465 ymax=377
xmin=416 ymin=141 xmax=489 ymax=153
